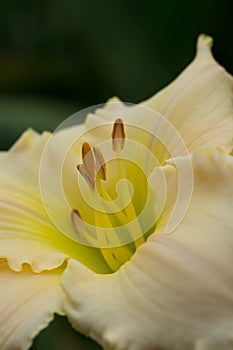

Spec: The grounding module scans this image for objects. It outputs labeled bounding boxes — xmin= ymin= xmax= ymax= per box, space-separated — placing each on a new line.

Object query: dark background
xmin=0 ymin=0 xmax=232 ymax=349
xmin=1 ymin=0 xmax=233 ymax=151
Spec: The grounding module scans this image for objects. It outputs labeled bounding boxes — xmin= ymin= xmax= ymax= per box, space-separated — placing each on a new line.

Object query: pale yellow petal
xmin=0 ymin=129 xmax=110 ymax=273
xmin=144 ymin=35 xmax=233 ymax=153
xmin=0 ymin=259 xmax=64 ymax=350
xmin=62 ymin=150 xmax=233 ymax=350
xmin=85 ymin=36 xmax=233 ymax=158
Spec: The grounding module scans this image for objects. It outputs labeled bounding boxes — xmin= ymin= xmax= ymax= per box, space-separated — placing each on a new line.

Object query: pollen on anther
xmin=111 ymin=118 xmax=126 ymax=151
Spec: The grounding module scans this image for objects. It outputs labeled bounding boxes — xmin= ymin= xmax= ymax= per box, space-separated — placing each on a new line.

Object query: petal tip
xmin=107 ymin=96 xmax=122 ymax=104
xmin=197 ymin=34 xmax=213 ymax=50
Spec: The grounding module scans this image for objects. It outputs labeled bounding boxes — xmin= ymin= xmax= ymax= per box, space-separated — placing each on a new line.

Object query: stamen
xmin=93 ymin=146 xmax=107 ymax=181
xmin=72 ymin=121 xmax=149 ymax=271
xmin=77 ymin=163 xmax=95 ymax=189
xmin=82 ymin=142 xmax=95 ymax=180
xmin=111 ymin=118 xmax=126 ymax=151
xmin=77 ymin=142 xmax=96 ymax=189
xmin=71 ymin=209 xmax=85 ymax=241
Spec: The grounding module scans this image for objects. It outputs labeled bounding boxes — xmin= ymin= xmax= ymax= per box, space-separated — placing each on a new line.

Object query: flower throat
xmin=71 ymin=119 xmax=156 ymax=272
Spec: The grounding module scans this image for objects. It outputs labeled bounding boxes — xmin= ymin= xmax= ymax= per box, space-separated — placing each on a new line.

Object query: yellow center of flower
xmin=71 ymin=119 xmax=157 ymax=272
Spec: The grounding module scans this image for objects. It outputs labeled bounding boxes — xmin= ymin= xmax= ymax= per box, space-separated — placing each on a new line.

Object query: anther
xmin=77 ymin=163 xmax=95 ymax=189
xmin=82 ymin=142 xmax=95 ymax=180
xmin=93 ymin=147 xmax=107 ymax=181
xmin=71 ymin=209 xmax=86 ymax=241
xmin=111 ymin=118 xmax=126 ymax=151
xmin=77 ymin=142 xmax=96 ymax=189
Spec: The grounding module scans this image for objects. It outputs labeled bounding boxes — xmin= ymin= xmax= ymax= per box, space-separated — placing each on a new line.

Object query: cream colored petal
xmin=144 ymin=35 xmax=233 ymax=153
xmin=85 ymin=36 xmax=233 ymax=157
xmin=0 ymin=259 xmax=64 ymax=350
xmin=0 ymin=129 xmax=110 ymax=273
xmin=62 ymin=150 xmax=233 ymax=350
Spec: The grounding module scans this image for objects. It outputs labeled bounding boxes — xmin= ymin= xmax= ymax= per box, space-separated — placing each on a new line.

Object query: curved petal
xmin=0 ymin=129 xmax=110 ymax=273
xmin=62 ymin=150 xmax=233 ymax=350
xmin=0 ymin=259 xmax=64 ymax=350
xmin=144 ymin=35 xmax=233 ymax=153
xmin=85 ymin=35 xmax=233 ymax=156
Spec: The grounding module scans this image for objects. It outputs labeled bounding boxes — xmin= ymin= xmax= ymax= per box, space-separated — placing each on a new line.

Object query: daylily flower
xmin=0 ymin=34 xmax=233 ymax=350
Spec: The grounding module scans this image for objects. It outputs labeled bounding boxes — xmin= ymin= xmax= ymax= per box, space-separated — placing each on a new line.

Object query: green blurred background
xmin=0 ymin=0 xmax=232 ymax=348
xmin=1 ymin=0 xmax=233 ymax=151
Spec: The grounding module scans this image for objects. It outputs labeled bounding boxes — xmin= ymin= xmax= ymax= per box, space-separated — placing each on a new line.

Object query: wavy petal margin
xmin=0 ymin=129 xmax=110 ymax=273
xmin=0 ymin=259 xmax=64 ymax=350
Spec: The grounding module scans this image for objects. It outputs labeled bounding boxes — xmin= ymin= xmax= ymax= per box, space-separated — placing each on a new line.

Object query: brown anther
xmin=71 ymin=209 xmax=85 ymax=241
xmin=77 ymin=142 xmax=95 ymax=189
xmin=82 ymin=142 xmax=91 ymax=159
xmin=81 ymin=142 xmax=95 ymax=180
xmin=77 ymin=163 xmax=95 ymax=189
xmin=93 ymin=147 xmax=107 ymax=181
xmin=111 ymin=118 xmax=126 ymax=151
